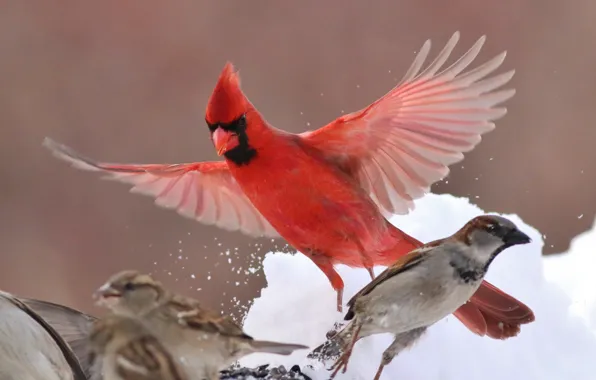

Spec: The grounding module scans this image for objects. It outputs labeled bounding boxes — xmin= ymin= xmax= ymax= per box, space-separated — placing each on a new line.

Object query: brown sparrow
xmin=0 ymin=290 xmax=87 ymax=380
xmin=89 ymin=313 xmax=187 ymax=380
xmin=314 ymin=215 xmax=532 ymax=380
xmin=94 ymin=271 xmax=309 ymax=380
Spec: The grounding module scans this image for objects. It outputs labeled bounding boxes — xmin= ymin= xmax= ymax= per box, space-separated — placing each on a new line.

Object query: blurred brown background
xmin=1 ymin=0 xmax=594 ymax=316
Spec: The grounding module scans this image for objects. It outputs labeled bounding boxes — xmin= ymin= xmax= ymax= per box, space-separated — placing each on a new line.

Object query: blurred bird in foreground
xmin=89 ymin=314 xmax=187 ymax=380
xmin=44 ymin=31 xmax=534 ymax=339
xmin=22 ymin=298 xmax=102 ymax=380
xmin=311 ymin=215 xmax=532 ymax=380
xmin=94 ymin=270 xmax=308 ymax=380
xmin=0 ymin=290 xmax=86 ymax=380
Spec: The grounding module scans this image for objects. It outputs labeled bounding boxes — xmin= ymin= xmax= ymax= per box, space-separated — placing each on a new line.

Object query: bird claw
xmin=329 ymin=352 xmax=350 ymax=379
xmin=328 ymin=322 xmax=362 ymax=378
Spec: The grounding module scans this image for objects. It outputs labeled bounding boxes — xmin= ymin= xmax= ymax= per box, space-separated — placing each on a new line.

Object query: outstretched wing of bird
xmin=301 ymin=32 xmax=514 ymax=216
xmin=43 ymin=138 xmax=280 ymax=238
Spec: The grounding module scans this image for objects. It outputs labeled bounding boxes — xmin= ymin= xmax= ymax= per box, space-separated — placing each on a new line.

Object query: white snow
xmin=238 ymin=193 xmax=596 ymax=379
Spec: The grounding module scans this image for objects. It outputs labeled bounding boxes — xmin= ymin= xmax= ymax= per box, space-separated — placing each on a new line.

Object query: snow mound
xmin=239 ymin=194 xmax=596 ymax=379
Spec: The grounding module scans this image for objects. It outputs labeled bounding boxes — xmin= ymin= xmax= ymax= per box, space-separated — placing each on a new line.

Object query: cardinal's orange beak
xmin=212 ymin=128 xmax=230 ymax=156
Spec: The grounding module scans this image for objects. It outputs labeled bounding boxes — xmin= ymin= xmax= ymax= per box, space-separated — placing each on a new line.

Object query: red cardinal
xmin=45 ymin=32 xmax=534 ymax=339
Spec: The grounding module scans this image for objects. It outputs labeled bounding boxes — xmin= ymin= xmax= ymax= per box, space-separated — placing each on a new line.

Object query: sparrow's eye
xmin=486 ymin=224 xmax=497 ymax=232
xmin=123 ymin=282 xmax=135 ymax=291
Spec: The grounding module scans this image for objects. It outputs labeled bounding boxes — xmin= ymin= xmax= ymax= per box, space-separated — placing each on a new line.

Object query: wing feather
xmin=21 ymin=298 xmax=99 ymax=380
xmin=0 ymin=292 xmax=88 ymax=380
xmin=43 ymin=138 xmax=279 ymax=238
xmin=344 ymin=246 xmax=432 ymax=319
xmin=301 ymin=32 xmax=515 ymax=215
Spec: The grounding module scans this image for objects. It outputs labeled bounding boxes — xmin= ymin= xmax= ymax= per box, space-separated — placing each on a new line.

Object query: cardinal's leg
xmin=304 ymin=250 xmax=345 ymax=312
xmin=373 ymin=327 xmax=427 ymax=380
xmin=354 ymin=238 xmax=376 ymax=281
xmin=303 ymin=250 xmax=349 ymax=345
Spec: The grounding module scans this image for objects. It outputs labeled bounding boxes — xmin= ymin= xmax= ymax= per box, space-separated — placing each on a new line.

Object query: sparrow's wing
xmin=22 ymin=298 xmax=100 ymax=380
xmin=115 ymin=335 xmax=185 ymax=380
xmin=0 ymin=292 xmax=88 ymax=380
xmin=167 ymin=296 xmax=252 ymax=340
xmin=43 ymin=138 xmax=280 ymax=238
xmin=300 ymin=32 xmax=514 ymax=216
xmin=344 ymin=246 xmax=434 ymax=319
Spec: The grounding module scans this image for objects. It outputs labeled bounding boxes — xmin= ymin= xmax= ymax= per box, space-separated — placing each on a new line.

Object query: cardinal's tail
xmin=454 ymin=281 xmax=535 ymax=339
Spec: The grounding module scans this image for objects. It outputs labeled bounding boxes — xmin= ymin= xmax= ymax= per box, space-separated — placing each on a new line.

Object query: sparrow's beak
xmin=93 ymin=283 xmax=121 ymax=305
xmin=504 ymin=229 xmax=531 ymax=246
xmin=212 ymin=128 xmax=231 ymax=156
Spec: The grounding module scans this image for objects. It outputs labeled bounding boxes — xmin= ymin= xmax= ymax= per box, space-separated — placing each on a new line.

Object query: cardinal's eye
xmin=224 ymin=114 xmax=246 ymax=132
xmin=236 ymin=114 xmax=247 ymax=128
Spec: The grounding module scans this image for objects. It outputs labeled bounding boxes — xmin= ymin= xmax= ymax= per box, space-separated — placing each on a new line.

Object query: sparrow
xmin=89 ymin=313 xmax=187 ymax=380
xmin=313 ymin=215 xmax=532 ymax=380
xmin=94 ymin=270 xmax=309 ymax=380
xmin=43 ymin=31 xmax=535 ymax=339
xmin=0 ymin=290 xmax=87 ymax=380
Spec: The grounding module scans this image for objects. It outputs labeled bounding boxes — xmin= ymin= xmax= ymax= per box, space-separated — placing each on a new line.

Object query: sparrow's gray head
xmin=457 ymin=215 xmax=531 ymax=261
xmin=94 ymin=270 xmax=165 ymax=315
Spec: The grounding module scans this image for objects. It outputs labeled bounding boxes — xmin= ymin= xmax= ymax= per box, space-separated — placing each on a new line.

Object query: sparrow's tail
xmin=249 ymin=340 xmax=309 ymax=356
